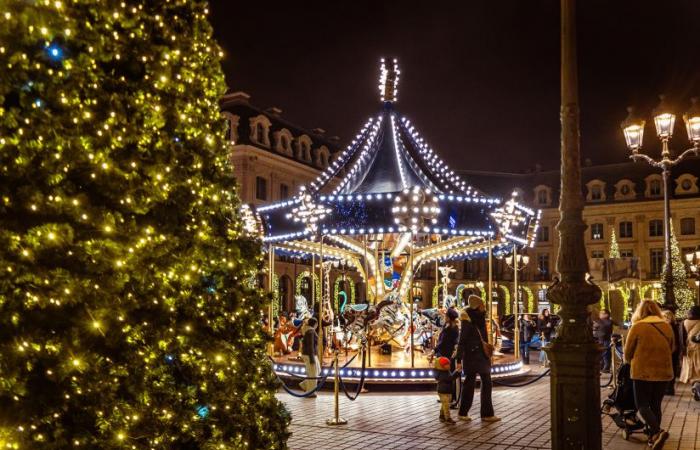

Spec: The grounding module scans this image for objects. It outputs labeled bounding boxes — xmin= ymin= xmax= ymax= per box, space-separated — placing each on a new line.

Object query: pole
xmin=661 ymin=166 xmax=677 ymax=311
xmin=326 ymin=346 xmax=347 ymax=426
xmin=513 ymin=246 xmax=520 ymax=360
xmin=319 ymin=235 xmax=325 ymax=364
xmin=486 ymin=238 xmax=498 ymax=344
xmin=488 ymin=239 xmax=494 ymax=344
xmin=409 ymin=232 xmax=415 ymax=368
xmin=544 ymin=0 xmax=603 ymax=448
xmin=268 ymin=245 xmax=275 ymax=355
xmin=364 ymin=235 xmax=371 ymax=368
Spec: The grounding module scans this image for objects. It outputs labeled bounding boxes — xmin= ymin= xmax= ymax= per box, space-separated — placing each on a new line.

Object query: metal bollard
xmin=326 ymin=347 xmax=347 ymax=426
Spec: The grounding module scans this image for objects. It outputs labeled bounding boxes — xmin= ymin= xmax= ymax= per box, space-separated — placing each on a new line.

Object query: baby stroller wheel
xmin=621 ymin=429 xmax=630 ymax=441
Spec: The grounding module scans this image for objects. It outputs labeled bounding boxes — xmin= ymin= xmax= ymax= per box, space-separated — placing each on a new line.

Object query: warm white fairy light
xmin=379 ymin=58 xmax=400 ymax=103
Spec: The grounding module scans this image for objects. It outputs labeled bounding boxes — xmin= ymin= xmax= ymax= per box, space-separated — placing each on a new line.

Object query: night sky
xmin=209 ymin=1 xmax=700 ymax=173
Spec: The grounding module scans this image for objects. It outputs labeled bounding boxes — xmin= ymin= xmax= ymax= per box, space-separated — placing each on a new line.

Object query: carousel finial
xmin=379 ymin=58 xmax=400 ymax=103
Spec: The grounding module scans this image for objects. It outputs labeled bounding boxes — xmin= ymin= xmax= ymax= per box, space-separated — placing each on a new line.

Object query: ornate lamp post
xmin=501 ymin=250 xmax=529 ymax=359
xmin=544 ymin=1 xmax=603 ymax=449
xmin=685 ymin=249 xmax=700 ymax=305
xmin=621 ymin=97 xmax=700 ymax=311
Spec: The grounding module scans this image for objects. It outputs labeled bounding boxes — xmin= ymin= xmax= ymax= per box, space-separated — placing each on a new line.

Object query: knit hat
xmin=436 ymin=356 xmax=450 ymax=370
xmin=468 ymin=295 xmax=484 ymax=310
xmin=446 ymin=307 xmax=459 ymax=321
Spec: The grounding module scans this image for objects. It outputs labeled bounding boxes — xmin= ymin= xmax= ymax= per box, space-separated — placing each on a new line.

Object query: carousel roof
xmin=254 ymin=59 xmax=539 ymax=266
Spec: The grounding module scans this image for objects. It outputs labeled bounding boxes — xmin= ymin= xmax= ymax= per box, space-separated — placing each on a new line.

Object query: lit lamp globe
xmin=683 ymin=97 xmax=700 ymax=145
xmin=652 ymin=95 xmax=676 ymax=139
xmin=621 ymin=106 xmax=645 ymax=152
xmin=522 ymin=255 xmax=530 ymax=266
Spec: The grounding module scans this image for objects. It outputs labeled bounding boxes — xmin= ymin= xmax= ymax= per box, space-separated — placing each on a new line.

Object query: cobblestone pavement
xmin=278 ymin=373 xmax=700 ymax=450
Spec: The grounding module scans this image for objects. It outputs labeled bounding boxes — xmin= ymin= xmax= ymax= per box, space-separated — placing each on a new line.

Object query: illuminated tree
xmin=0 ymin=1 xmax=288 ymax=448
xmin=661 ymin=223 xmax=694 ymax=316
xmin=608 ymin=228 xmax=620 ymax=259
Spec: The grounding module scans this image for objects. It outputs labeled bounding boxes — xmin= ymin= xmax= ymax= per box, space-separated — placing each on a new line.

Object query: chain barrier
xmin=269 ymin=351 xmax=359 ymax=398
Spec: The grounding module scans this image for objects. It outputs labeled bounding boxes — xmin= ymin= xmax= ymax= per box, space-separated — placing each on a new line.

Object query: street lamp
xmin=501 ymin=248 xmax=529 ymax=359
xmin=685 ymin=249 xmax=700 ymax=305
xmin=621 ymin=96 xmax=700 ymax=311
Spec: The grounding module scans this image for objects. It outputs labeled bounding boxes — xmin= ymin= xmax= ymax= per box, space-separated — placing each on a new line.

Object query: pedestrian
xmin=300 ymin=317 xmax=320 ymax=398
xmin=434 ymin=356 xmax=461 ymax=424
xmin=455 ymin=295 xmax=500 ymax=423
xmin=537 ymin=308 xmax=554 ymax=366
xmin=661 ymin=309 xmax=681 ymax=395
xmin=593 ymin=309 xmax=613 ymax=373
xmin=435 ymin=307 xmax=460 ymax=404
xmin=518 ymin=314 xmax=536 ymax=364
xmin=624 ymin=300 xmax=674 ymax=450
xmin=680 ymin=305 xmax=700 ymax=401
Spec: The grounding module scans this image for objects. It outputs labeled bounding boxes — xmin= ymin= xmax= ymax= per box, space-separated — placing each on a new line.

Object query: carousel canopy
xmin=253 ymin=59 xmax=539 ymax=293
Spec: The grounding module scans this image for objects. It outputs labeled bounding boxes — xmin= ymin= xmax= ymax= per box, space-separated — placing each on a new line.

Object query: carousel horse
xmin=294 ymin=295 xmax=311 ymax=324
xmin=371 ymin=294 xmax=411 ymax=343
xmin=341 ymin=297 xmax=396 ymax=342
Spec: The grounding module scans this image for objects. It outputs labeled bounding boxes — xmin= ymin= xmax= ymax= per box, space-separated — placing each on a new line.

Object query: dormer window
xmin=614 ymin=179 xmax=636 ymax=201
xmin=586 ymin=180 xmax=606 ymax=202
xmin=315 ymin=145 xmax=331 ymax=169
xmin=273 ymin=128 xmax=294 ymax=156
xmin=675 ymin=173 xmax=699 ymax=195
xmin=295 ymin=135 xmax=313 ymax=162
xmin=249 ymin=115 xmax=271 ymax=148
xmin=644 ymin=174 xmax=663 ymax=198
xmin=534 ymin=185 xmax=551 ymax=207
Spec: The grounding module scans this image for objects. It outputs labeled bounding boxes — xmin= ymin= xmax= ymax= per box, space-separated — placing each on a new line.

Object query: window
xmin=536 ymin=226 xmax=549 ymax=242
xmin=650 ymin=248 xmax=664 ymax=277
xmin=620 ymin=249 xmax=634 ymax=258
xmin=681 ymin=217 xmax=695 ymax=236
xmin=537 ymin=189 xmax=548 ymax=206
xmin=537 ymin=254 xmax=550 ymax=279
xmin=620 ymin=184 xmax=630 ymax=195
xmin=591 ymin=250 xmax=604 ymax=259
xmin=619 ymin=221 xmax=633 ymax=238
xmin=649 ymin=179 xmax=662 ymax=197
xmin=649 ymin=219 xmax=663 ymax=237
xmin=591 ymin=223 xmax=604 ymax=240
xmin=590 ymin=185 xmax=603 ymax=201
xmin=682 ymin=179 xmax=692 ymax=190
xmin=255 ymin=176 xmax=267 ymax=201
xmin=280 ymin=183 xmax=289 ymax=200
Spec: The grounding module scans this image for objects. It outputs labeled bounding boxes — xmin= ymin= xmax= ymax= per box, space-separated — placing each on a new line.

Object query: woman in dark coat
xmin=435 ymin=307 xmax=460 ymax=402
xmin=456 ymin=296 xmax=500 ymax=422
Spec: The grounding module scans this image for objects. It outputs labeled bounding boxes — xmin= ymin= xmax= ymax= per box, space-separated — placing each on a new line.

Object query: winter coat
xmin=519 ymin=318 xmax=536 ymax=342
xmin=467 ymin=308 xmax=487 ymax=339
xmin=680 ymin=319 xmax=700 ymax=384
xmin=624 ymin=316 xmax=675 ymax=382
xmin=434 ymin=364 xmax=461 ymax=394
xmin=301 ymin=328 xmax=318 ymax=363
xmin=456 ymin=318 xmax=490 ymax=374
xmin=593 ymin=318 xmax=613 ymax=342
xmin=435 ymin=323 xmax=459 ymax=358
xmin=538 ymin=316 xmax=554 ymax=340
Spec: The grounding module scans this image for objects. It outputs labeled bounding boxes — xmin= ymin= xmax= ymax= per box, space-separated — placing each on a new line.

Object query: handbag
xmin=476 ymin=327 xmax=495 ymax=359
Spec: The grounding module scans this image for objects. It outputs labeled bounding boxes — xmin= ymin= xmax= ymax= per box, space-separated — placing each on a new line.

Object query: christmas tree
xmin=608 ymin=228 xmax=620 ymax=259
xmin=0 ymin=1 xmax=289 ymax=448
xmin=661 ymin=222 xmax=694 ymax=316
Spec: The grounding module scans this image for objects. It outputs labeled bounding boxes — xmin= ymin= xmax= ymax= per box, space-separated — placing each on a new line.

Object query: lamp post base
xmin=326 ymin=417 xmax=348 ymax=426
xmin=545 ymin=339 xmax=602 ymax=450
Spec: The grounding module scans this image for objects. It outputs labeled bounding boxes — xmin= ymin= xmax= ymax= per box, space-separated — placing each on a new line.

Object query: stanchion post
xmin=326 ymin=346 xmax=348 ymax=426
xmin=610 ymin=339 xmax=617 ymax=390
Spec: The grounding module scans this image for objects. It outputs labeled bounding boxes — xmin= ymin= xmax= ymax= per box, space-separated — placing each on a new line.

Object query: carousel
xmin=253 ymin=59 xmax=540 ymax=384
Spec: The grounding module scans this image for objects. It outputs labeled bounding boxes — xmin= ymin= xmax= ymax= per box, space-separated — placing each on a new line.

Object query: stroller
xmin=601 ymin=362 xmax=647 ymax=441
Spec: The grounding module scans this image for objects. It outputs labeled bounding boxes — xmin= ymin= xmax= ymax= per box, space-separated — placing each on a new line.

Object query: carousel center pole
xmin=543 ymin=0 xmax=603 ymax=448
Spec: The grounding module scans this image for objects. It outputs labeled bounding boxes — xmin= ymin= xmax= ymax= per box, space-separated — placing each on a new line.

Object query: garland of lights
xmin=272 ymin=275 xmax=280 ymax=318
xmin=640 ymin=284 xmax=654 ymax=301
xmin=498 ymin=285 xmax=511 ymax=315
xmin=521 ymin=285 xmax=535 ymax=313
xmin=333 ymin=276 xmax=356 ymax=308
xmin=432 ymin=284 xmax=442 ymax=308
xmin=455 ymin=284 xmax=467 ymax=305
xmin=619 ymin=285 xmax=631 ymax=322
xmin=295 ymin=270 xmax=321 ymax=305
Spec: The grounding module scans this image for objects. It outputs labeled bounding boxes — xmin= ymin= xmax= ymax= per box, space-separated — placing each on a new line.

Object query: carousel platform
xmin=271 ymin=346 xmax=529 ymax=385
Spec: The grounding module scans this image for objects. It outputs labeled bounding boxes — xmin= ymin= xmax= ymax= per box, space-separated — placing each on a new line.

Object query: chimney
xmin=312 ymin=128 xmax=326 ymax=136
xmin=221 ymin=90 xmax=251 ymax=104
xmin=265 ymin=107 xmax=282 ymax=117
